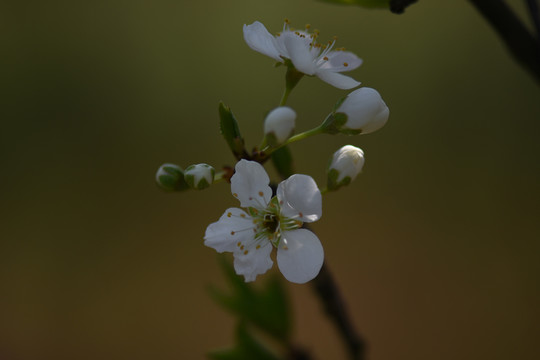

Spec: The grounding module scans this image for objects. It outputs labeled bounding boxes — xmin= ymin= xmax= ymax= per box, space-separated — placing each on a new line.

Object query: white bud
xmin=336 ymin=87 xmax=389 ymax=134
xmin=155 ymin=163 xmax=189 ymax=191
xmin=184 ymin=163 xmax=215 ymax=190
xmin=264 ymin=106 xmax=296 ymax=145
xmin=327 ymin=145 xmax=365 ymax=190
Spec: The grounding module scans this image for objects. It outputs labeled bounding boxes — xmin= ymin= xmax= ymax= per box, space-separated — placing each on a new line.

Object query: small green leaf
xmin=219 ymin=102 xmax=247 ymax=160
xmin=271 ymin=147 xmax=294 ymax=180
xmin=208 ymin=323 xmax=281 ymax=360
xmin=209 ymin=256 xmax=292 ymax=343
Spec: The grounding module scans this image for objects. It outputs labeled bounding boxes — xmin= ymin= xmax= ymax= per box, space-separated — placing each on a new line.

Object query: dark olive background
xmin=1 ymin=1 xmax=539 ymax=359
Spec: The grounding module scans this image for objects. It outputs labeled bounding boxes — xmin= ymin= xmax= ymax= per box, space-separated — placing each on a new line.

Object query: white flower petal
xmin=233 ymin=240 xmax=274 ymax=282
xmin=277 ymin=229 xmax=324 ymax=284
xmin=204 ymin=208 xmax=255 ymax=253
xmin=243 ymin=22 xmax=283 ymax=62
xmin=231 ymin=160 xmax=272 ymax=209
xmin=282 ymin=32 xmax=317 ymax=75
xmin=316 ymin=70 xmax=361 ymax=90
xmin=277 ymin=174 xmax=322 ymax=222
xmin=318 ymin=51 xmax=363 ymax=72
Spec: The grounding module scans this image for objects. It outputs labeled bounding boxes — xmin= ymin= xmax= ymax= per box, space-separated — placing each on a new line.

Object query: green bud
xmin=155 ymin=163 xmax=189 ymax=192
xmin=184 ymin=163 xmax=215 ymax=190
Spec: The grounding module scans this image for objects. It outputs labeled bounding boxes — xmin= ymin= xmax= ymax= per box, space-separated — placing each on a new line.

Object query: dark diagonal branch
xmin=312 ymin=262 xmax=366 ymax=360
xmin=469 ymin=0 xmax=540 ymax=84
xmin=525 ymin=0 xmax=540 ymax=38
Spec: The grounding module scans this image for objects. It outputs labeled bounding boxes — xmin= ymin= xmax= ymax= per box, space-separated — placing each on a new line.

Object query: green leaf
xmin=209 ymin=256 xmax=291 ymax=343
xmin=271 ymin=147 xmax=294 ymax=180
xmin=219 ymin=102 xmax=246 ymax=160
xmin=318 ymin=0 xmax=390 ymax=8
xmin=208 ymin=323 xmax=281 ymax=360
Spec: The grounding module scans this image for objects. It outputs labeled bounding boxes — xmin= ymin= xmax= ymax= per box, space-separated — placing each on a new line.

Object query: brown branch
xmin=312 ymin=262 xmax=366 ymax=360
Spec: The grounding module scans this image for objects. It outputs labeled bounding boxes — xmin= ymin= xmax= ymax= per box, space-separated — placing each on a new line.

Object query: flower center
xmin=248 ymin=197 xmax=303 ymax=247
xmin=263 ymin=213 xmax=279 ymax=234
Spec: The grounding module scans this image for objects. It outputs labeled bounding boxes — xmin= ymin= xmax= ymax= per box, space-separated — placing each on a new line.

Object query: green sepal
xmin=271 ymin=146 xmax=294 ymax=180
xmin=264 ymin=132 xmax=280 ymax=148
xmin=156 ymin=164 xmax=189 ymax=192
xmin=183 ymin=163 xmax=215 ymax=190
xmin=209 ymin=255 xmax=292 ymax=343
xmin=320 ymin=112 xmax=347 ymax=134
xmin=185 ymin=174 xmax=210 ymax=190
xmin=327 ymin=168 xmax=352 ymax=191
xmin=332 ymin=95 xmax=348 ymax=112
xmin=264 ymin=130 xmax=293 ymax=149
xmin=207 ymin=322 xmax=281 ymax=360
xmin=219 ymin=102 xmax=247 ymax=160
xmin=284 ymin=63 xmax=304 ymax=92
xmin=320 ymin=112 xmax=362 ymax=135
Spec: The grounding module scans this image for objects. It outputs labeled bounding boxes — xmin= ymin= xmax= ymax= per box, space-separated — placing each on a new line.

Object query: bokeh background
xmin=2 ymin=1 xmax=539 ymax=359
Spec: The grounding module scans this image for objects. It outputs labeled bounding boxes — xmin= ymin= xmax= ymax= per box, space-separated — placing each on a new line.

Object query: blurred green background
xmin=1 ymin=1 xmax=539 ymax=359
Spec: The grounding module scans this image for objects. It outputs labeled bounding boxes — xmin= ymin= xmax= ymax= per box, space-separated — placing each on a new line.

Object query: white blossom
xmin=336 ymin=87 xmax=389 ymax=134
xmin=204 ymin=160 xmax=324 ymax=284
xmin=264 ymin=106 xmax=296 ymax=144
xmin=243 ymin=21 xmax=363 ymax=89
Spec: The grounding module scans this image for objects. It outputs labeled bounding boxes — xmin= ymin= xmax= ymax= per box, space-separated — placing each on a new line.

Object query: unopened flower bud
xmin=338 ymin=87 xmax=389 ymax=133
xmin=184 ymin=163 xmax=215 ymax=190
xmin=321 ymin=88 xmax=389 ymax=135
xmin=155 ymin=163 xmax=189 ymax=191
xmin=327 ymin=145 xmax=365 ymax=190
xmin=264 ymin=106 xmax=296 ymax=146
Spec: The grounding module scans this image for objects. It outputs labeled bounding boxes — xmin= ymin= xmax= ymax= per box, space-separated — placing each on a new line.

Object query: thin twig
xmin=312 ymin=262 xmax=366 ymax=360
xmin=469 ymin=0 xmax=540 ymax=84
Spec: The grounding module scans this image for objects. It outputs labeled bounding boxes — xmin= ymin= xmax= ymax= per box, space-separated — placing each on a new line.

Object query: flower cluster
xmin=157 ymin=20 xmax=389 ymax=284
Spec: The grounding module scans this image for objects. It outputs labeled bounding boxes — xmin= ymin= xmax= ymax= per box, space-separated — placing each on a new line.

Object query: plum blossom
xmin=243 ymin=21 xmax=363 ymax=89
xmin=204 ymin=160 xmax=324 ymax=284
